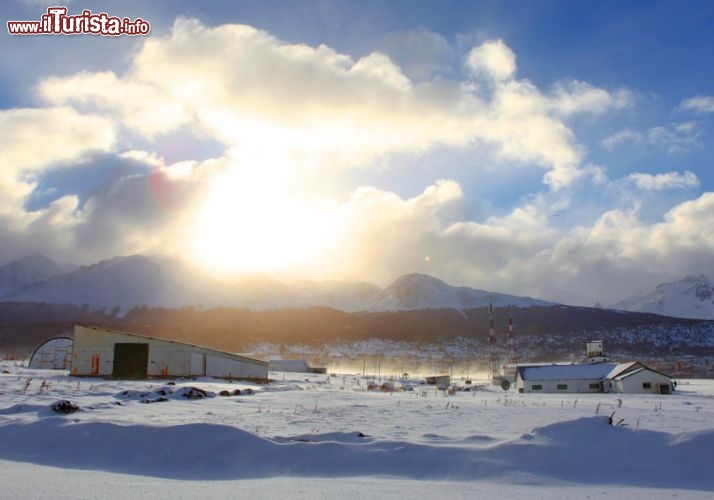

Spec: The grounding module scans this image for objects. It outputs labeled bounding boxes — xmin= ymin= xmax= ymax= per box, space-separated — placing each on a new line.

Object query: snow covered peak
xmin=382 ymin=273 xmax=455 ymax=309
xmin=2 ymin=254 xmax=193 ymax=313
xmin=371 ymin=273 xmax=551 ymax=312
xmin=614 ymin=274 xmax=714 ymax=319
xmin=678 ymin=274 xmax=710 ymax=286
xmin=0 ymin=254 xmax=69 ymax=298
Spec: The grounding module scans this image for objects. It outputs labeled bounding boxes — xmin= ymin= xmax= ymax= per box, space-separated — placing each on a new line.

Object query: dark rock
xmin=50 ymin=400 xmax=79 ymax=414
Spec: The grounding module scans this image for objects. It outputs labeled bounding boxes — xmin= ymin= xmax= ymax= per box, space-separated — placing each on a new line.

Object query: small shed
xmin=28 ymin=337 xmax=73 ymax=370
xmin=70 ymin=325 xmax=268 ymax=381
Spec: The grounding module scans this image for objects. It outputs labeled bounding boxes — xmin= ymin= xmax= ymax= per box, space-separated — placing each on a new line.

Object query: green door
xmin=112 ymin=343 xmax=149 ymax=379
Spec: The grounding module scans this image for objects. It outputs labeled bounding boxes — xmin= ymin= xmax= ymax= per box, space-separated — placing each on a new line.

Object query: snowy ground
xmin=1 ymin=362 xmax=713 ymax=499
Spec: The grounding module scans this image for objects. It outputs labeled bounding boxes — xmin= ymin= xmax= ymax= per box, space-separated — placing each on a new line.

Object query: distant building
xmin=424 ymin=375 xmax=451 ymax=389
xmin=515 ymin=361 xmax=674 ymax=395
xmin=269 ymin=359 xmax=310 ymax=373
xmin=609 ymin=363 xmax=674 ymax=395
xmin=69 ymin=325 xmax=268 ymax=381
xmin=583 ymin=340 xmax=609 ymax=363
xmin=268 ymin=359 xmax=327 ymax=374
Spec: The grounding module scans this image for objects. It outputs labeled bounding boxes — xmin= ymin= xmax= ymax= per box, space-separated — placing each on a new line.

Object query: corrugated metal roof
xmin=517 ymin=363 xmax=618 ymax=381
xmin=612 ymin=367 xmax=646 ymax=380
xmin=612 ymin=364 xmax=672 ymax=380
xmin=605 ymin=362 xmax=639 ymax=379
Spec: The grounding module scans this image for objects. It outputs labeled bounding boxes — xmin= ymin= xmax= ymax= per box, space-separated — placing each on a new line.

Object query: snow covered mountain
xmin=613 ymin=274 xmax=714 ymax=319
xmin=0 ymin=255 xmax=550 ymax=313
xmin=3 ymin=255 xmax=194 ymax=312
xmin=370 ymin=273 xmax=552 ymax=311
xmin=0 ymin=255 xmax=72 ymax=298
xmin=1 ymin=255 xmax=301 ymax=313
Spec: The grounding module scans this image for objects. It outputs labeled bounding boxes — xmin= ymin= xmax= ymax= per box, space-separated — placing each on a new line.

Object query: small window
xmin=642 ymin=382 xmax=651 ymax=389
xmin=557 ymin=384 xmax=568 ymax=390
xmin=531 ymin=384 xmax=543 ymax=391
xmin=589 ymin=383 xmax=600 ymax=389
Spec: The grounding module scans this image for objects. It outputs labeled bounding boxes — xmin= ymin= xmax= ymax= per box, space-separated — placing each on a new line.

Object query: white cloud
xmin=0 ymin=107 xmax=114 ymax=173
xmin=481 ymin=79 xmax=585 ymax=189
xmin=678 ymin=95 xmax=714 ymax=114
xmin=551 ymin=81 xmax=632 ymax=115
xmin=37 ymin=20 xmax=626 ymax=191
xmin=602 ymin=128 xmax=643 ymax=150
xmin=39 ymin=71 xmax=190 ymax=138
xmin=465 ymin=39 xmax=516 ymax=82
xmin=627 ymin=170 xmax=700 ymax=191
xmin=488 ymin=195 xmax=712 ymax=304
xmin=0 ymin=107 xmax=115 ymax=216
xmin=8 ymin=18 xmax=707 ymax=306
xmin=647 ymin=122 xmax=702 ymax=154
xmin=603 ymin=122 xmax=701 ymax=154
xmin=317 ymin=181 xmax=714 ymax=306
xmin=323 ymin=179 xmax=464 ymax=280
xmin=584 ymin=164 xmax=609 ymax=185
xmin=350 ymin=53 xmax=412 ymax=92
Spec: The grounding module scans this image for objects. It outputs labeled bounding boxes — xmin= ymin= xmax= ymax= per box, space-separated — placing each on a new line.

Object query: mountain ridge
xmin=0 ymin=255 xmax=550 ymax=314
xmin=613 ymin=274 xmax=714 ymax=320
xmin=1 ymin=254 xmax=712 ymax=320
xmin=0 ymin=254 xmax=73 ymax=298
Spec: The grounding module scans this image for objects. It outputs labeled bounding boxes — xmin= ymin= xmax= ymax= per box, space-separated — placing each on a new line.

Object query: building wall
xmin=29 ymin=337 xmax=73 ymax=370
xmin=517 ymin=378 xmax=603 ymax=394
xmin=71 ymin=326 xmax=117 ymax=376
xmin=71 ymin=325 xmax=267 ymax=380
xmin=612 ymin=369 xmax=672 ymax=394
xmin=516 ymin=367 xmax=672 ymax=395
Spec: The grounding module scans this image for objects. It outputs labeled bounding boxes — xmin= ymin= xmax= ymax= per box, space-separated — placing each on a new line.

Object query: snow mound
xmin=0 ymin=416 xmax=712 ymax=490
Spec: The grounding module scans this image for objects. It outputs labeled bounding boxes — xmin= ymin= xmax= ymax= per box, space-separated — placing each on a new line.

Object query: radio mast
xmin=487 ymin=304 xmax=500 ymax=381
xmin=507 ymin=316 xmax=518 ymax=366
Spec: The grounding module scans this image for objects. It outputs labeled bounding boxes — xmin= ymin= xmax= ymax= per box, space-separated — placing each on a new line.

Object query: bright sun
xmin=192 ymin=162 xmax=335 ymax=275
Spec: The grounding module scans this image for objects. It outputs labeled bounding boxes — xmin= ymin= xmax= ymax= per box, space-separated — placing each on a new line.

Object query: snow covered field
xmin=1 ymin=361 xmax=713 ymax=499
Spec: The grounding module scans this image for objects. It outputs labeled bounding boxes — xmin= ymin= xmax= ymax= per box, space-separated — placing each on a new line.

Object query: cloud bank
xmin=0 ymin=19 xmax=711 ymax=306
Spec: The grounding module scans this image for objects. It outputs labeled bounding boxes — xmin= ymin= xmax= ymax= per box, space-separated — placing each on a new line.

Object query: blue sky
xmin=1 ymin=0 xmax=713 ymax=306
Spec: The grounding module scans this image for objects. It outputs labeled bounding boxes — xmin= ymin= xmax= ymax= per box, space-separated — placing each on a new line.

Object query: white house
xmin=515 ymin=363 xmax=616 ymax=394
xmin=609 ymin=363 xmax=674 ymax=395
xmin=70 ymin=324 xmax=268 ymax=381
xmin=515 ymin=361 xmax=673 ymax=395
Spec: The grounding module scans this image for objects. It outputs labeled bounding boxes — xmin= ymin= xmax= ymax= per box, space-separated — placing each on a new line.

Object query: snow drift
xmin=0 ymin=415 xmax=711 ymax=490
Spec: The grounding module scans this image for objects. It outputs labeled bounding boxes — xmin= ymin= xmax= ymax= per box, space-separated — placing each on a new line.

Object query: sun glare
xmin=192 ymin=162 xmax=335 ymax=275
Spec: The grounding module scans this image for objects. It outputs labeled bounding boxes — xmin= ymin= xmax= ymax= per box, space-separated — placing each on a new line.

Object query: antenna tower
xmin=487 ymin=304 xmax=500 ymax=380
xmin=507 ymin=317 xmax=518 ymax=365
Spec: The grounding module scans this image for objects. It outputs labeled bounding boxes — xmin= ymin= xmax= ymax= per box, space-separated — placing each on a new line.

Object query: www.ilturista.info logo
xmin=8 ymin=6 xmax=150 ymax=36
